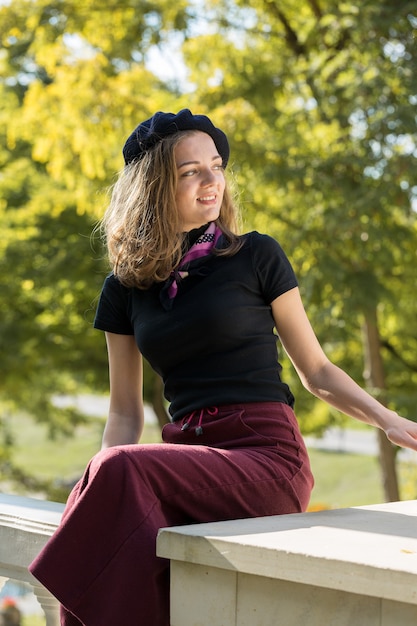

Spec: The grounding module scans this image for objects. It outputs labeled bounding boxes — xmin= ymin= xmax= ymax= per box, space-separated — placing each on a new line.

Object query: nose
xmin=201 ymin=168 xmax=217 ymax=186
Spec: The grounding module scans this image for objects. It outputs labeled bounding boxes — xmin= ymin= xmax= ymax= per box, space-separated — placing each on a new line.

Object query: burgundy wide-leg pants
xmin=29 ymin=402 xmax=313 ymax=626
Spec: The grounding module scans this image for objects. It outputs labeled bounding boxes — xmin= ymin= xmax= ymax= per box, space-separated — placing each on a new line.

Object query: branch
xmin=262 ymin=1 xmax=306 ymax=56
xmin=306 ymin=0 xmax=323 ymax=20
xmin=381 ymin=339 xmax=417 ymax=372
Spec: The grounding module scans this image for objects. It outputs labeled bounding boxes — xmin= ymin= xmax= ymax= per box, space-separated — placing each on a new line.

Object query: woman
xmin=29 ymin=109 xmax=417 ymax=626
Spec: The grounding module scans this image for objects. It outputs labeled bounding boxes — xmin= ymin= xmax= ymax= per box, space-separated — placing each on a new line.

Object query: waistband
xmin=177 ymin=401 xmax=294 ymax=436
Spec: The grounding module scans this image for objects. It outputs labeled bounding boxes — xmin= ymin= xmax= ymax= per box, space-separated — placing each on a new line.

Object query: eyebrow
xmin=177 ymin=155 xmax=222 ymax=168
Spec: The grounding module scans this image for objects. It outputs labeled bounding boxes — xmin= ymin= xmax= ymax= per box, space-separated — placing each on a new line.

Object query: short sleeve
xmin=250 ymin=232 xmax=298 ymax=303
xmin=93 ymin=273 xmax=134 ymax=335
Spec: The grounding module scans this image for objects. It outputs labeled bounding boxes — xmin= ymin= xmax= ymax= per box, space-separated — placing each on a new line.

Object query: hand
xmin=383 ymin=414 xmax=417 ymax=452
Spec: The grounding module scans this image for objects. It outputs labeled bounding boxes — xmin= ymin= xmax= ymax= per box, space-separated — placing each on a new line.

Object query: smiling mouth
xmin=197 ymin=195 xmax=216 ymax=202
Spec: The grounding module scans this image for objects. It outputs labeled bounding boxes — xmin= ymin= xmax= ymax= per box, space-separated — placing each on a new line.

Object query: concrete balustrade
xmin=1 ymin=493 xmax=416 ymax=625
xmin=0 ymin=493 xmax=64 ymax=626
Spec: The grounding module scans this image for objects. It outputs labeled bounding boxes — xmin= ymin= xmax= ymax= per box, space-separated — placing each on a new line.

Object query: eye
xmin=181 ymin=169 xmax=198 ymax=177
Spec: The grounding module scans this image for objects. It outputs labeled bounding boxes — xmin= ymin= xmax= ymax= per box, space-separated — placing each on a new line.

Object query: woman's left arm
xmin=272 ymin=287 xmax=417 ymax=452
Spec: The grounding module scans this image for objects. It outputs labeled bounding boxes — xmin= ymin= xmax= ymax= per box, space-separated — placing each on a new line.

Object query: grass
xmin=22 ymin=615 xmax=44 ymax=626
xmin=11 ymin=418 xmax=103 ymax=481
xmin=307 ymin=448 xmax=384 ymax=509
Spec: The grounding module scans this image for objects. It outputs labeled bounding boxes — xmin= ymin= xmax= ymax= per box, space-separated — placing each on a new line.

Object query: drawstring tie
xmin=181 ymin=407 xmax=219 ymax=436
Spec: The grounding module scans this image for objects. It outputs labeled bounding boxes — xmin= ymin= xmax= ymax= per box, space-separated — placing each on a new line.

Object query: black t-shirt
xmin=94 ymin=231 xmax=298 ymax=420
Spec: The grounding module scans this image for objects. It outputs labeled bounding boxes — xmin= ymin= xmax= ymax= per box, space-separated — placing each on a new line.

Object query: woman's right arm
xmin=101 ymin=332 xmax=145 ymax=449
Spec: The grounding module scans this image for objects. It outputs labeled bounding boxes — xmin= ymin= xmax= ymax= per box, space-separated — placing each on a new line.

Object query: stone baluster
xmin=31 ymin=579 xmax=60 ymax=626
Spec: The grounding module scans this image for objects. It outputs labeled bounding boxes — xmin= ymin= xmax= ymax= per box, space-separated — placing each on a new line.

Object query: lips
xmin=197 ymin=194 xmax=216 ymax=202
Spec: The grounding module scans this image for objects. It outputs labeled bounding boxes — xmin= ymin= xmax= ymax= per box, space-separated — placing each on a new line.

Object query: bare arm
xmin=272 ymin=287 xmax=417 ymax=452
xmin=101 ymin=332 xmax=145 ymax=448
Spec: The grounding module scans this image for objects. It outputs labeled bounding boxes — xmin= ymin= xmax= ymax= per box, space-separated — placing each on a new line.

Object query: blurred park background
xmin=1 ymin=0 xmax=417 ymax=517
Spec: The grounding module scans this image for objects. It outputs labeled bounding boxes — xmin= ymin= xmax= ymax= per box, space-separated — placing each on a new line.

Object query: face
xmin=174 ymin=131 xmax=226 ymax=232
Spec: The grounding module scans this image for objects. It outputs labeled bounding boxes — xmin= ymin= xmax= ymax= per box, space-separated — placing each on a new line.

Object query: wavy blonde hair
xmin=101 ymin=130 xmax=243 ymax=289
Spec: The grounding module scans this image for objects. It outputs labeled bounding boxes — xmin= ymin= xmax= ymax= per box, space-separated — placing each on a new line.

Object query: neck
xmin=182 ymin=223 xmax=210 ymax=251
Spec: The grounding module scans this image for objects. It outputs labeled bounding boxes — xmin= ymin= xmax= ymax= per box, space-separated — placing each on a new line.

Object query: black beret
xmin=122 ymin=108 xmax=230 ymax=167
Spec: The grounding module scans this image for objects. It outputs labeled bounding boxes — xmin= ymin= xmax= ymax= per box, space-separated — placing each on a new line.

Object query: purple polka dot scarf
xmin=159 ymin=221 xmax=222 ymax=310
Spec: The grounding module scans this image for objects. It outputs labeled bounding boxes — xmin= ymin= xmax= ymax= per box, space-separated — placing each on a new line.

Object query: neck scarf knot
xmin=159 ymin=222 xmax=222 ymax=310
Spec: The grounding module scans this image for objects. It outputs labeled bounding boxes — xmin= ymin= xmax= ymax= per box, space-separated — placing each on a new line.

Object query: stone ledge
xmin=157 ymin=499 xmax=417 ymax=606
xmin=0 ymin=494 xmax=63 ymax=533
xmin=0 ymin=494 xmax=64 ymax=571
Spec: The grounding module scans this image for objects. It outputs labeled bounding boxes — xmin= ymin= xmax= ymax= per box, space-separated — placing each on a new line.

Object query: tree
xmin=1 ymin=0 xmax=416 ymax=501
xmin=0 ymin=0 xmax=186 ymax=482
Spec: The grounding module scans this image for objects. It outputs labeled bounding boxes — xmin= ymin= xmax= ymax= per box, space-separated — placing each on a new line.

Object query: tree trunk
xmin=361 ymin=306 xmax=400 ymax=502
